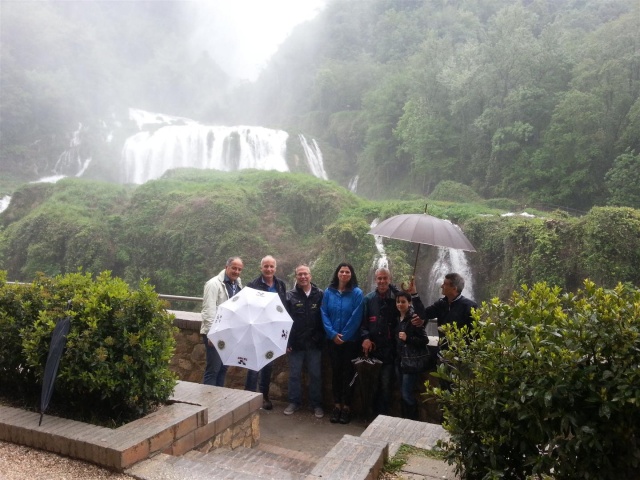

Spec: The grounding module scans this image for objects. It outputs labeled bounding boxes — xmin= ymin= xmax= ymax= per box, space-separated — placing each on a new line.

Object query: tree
xmin=605 ymin=151 xmax=640 ymax=208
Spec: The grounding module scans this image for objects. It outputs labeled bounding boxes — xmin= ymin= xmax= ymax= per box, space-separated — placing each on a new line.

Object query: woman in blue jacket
xmin=321 ymin=262 xmax=364 ymax=424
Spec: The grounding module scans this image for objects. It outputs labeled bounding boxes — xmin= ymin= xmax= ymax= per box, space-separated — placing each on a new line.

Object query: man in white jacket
xmin=201 ymin=257 xmax=244 ymax=386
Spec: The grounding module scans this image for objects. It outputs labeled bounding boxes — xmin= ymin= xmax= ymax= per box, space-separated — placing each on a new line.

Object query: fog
xmin=185 ymin=0 xmax=326 ymax=81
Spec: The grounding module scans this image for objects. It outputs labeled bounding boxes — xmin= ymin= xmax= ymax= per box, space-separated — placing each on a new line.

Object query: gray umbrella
xmin=368 ymin=206 xmax=475 ymax=276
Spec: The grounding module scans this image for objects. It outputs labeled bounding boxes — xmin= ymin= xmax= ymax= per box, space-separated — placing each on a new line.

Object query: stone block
xmin=193 ymin=419 xmax=218 ymax=448
xmin=170 ymin=431 xmax=196 ymax=456
xmin=119 ymin=439 xmax=151 ymax=470
xmin=148 ymin=425 xmax=175 ymax=453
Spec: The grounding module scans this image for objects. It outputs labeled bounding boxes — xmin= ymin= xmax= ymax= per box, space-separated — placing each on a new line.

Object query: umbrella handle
xmin=412 ymin=243 xmax=421 ymax=278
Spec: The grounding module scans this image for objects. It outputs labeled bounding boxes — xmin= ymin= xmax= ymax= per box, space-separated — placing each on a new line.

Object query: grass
xmin=379 ymin=443 xmax=446 ymax=479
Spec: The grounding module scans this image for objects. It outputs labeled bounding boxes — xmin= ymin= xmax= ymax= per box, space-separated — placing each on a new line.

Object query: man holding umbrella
xmin=244 ymin=255 xmax=288 ymax=410
xmin=201 ymin=256 xmax=244 ymax=387
xmin=424 ymin=272 xmax=477 ymax=393
xmin=424 ymin=272 xmax=477 ymax=349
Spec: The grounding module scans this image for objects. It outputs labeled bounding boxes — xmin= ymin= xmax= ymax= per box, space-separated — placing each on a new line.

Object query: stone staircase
xmin=126 ymin=415 xmax=449 ymax=480
xmin=126 ymin=441 xmax=320 ymax=479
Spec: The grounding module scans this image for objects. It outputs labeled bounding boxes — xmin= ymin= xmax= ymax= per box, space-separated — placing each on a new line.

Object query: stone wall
xmin=169 ymin=310 xmax=441 ymax=422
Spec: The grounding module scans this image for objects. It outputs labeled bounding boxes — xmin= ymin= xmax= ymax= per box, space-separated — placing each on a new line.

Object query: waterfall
xmin=0 ymin=195 xmax=10 ymax=214
xmin=371 ymin=223 xmax=389 ymax=270
xmin=426 ymin=247 xmax=475 ymax=305
xmin=348 ymin=175 xmax=359 ymax=193
xmin=52 ymin=124 xmax=93 ymax=177
xmin=121 ymin=109 xmax=329 ymax=185
xmin=298 ymin=135 xmax=328 ymax=180
xmin=368 ymin=218 xmax=389 ymax=290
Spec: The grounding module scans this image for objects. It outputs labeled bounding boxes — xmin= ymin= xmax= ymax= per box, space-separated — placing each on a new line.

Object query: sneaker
xmin=283 ymin=403 xmax=299 ymax=415
xmin=314 ymin=407 xmax=325 ymax=419
xmin=339 ymin=408 xmax=351 ymax=424
xmin=330 ymin=407 xmax=341 ymax=424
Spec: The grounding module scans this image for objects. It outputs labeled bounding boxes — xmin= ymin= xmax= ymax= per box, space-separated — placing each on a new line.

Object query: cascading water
xmin=0 ymin=195 xmax=10 ymax=214
xmin=370 ymin=219 xmax=389 ymax=267
xmin=368 ymin=218 xmax=389 ymax=290
xmin=348 ymin=175 xmax=359 ymax=193
xmin=298 ymin=135 xmax=328 ymax=180
xmin=121 ymin=109 xmax=328 ymax=184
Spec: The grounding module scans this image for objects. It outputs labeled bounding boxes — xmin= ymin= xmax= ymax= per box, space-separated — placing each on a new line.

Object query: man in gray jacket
xmin=201 ymin=257 xmax=244 ymax=386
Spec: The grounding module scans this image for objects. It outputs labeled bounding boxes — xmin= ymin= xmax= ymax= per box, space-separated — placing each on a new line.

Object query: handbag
xmin=400 ymin=343 xmax=429 ymax=374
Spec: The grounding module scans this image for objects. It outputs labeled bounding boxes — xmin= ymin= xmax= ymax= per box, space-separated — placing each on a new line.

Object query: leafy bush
xmin=429 ymin=181 xmax=482 ymax=203
xmin=0 ymin=271 xmax=178 ymax=424
xmin=430 ymin=281 xmax=640 ymax=479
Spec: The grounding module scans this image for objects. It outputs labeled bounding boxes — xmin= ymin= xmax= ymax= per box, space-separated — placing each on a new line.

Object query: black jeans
xmin=328 ymin=340 xmax=359 ymax=407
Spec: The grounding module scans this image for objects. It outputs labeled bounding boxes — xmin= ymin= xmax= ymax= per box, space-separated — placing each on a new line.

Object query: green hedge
xmin=431 ymin=281 xmax=640 ymax=479
xmin=0 ymin=271 xmax=178 ymax=425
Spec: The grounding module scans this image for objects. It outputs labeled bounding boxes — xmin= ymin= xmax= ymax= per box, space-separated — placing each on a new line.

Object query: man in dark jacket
xmin=424 ymin=272 xmax=477 ymax=349
xmin=361 ymin=268 xmax=425 ymax=416
xmin=283 ymin=264 xmax=325 ymax=418
xmin=245 ymin=255 xmax=288 ymax=410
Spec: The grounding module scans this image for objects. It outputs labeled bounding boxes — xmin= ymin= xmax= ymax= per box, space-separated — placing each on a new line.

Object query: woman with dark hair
xmin=321 ymin=262 xmax=364 ymax=424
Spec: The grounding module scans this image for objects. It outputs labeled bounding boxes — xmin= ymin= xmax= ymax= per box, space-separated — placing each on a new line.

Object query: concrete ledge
xmin=0 ymin=380 xmax=261 ymax=472
xmin=168 ymin=309 xmax=201 ymax=331
xmin=361 ymin=415 xmax=449 ymax=456
xmin=310 ymin=434 xmax=388 ymax=480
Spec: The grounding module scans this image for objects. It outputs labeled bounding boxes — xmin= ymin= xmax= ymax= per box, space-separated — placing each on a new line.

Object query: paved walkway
xmin=1 ymin=396 xmax=457 ymax=479
xmin=260 ymin=400 xmax=458 ymax=479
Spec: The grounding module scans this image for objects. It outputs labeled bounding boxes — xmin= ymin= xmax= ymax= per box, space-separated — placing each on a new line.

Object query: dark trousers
xmin=328 ymin=340 xmax=359 ymax=407
xmin=202 ymin=334 xmax=227 ymax=387
xmin=244 ymin=363 xmax=273 ymax=395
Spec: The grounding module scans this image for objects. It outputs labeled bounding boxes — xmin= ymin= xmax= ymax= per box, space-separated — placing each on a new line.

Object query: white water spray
xmin=348 ymin=175 xmax=359 ymax=193
xmin=370 ymin=219 xmax=389 ymax=265
xmin=298 ymin=135 xmax=328 ymax=180
xmin=121 ymin=109 xmax=329 ymax=184
xmin=0 ymin=195 xmax=11 ymax=214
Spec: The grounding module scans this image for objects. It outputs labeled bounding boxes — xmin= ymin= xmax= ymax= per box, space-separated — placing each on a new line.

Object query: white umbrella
xmin=207 ymin=287 xmax=293 ymax=371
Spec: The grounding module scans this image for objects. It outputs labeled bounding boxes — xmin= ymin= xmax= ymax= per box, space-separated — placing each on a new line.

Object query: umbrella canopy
xmin=368 ymin=213 xmax=476 ymax=252
xmin=207 ymin=287 xmax=293 ymax=371
xmin=368 ymin=210 xmax=476 ymax=277
xmin=39 ymin=315 xmax=71 ymax=426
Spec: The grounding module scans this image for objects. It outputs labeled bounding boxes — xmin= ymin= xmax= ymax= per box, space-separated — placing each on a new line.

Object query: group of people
xmin=200 ymin=256 xmax=477 ymax=424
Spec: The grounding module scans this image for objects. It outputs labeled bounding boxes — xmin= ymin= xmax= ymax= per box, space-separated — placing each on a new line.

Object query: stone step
xmin=125 ymin=452 xmax=255 ymax=479
xmin=184 ymin=444 xmax=315 ymax=477
xmin=126 ymin=443 xmax=317 ymax=480
xmin=256 ymin=441 xmax=323 ymax=465
xmin=310 ymin=434 xmax=388 ymax=480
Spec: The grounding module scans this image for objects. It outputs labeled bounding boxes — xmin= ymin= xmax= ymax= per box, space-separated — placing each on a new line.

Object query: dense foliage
xmin=432 ymin=281 xmax=640 ymax=479
xmin=251 ymin=0 xmax=640 ymax=209
xmin=1 ymin=0 xmax=638 ymax=211
xmin=0 ymin=270 xmax=177 ymax=424
xmin=1 ymin=173 xmax=640 ymax=305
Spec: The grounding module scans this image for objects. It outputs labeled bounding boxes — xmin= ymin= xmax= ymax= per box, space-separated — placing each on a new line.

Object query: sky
xmin=187 ymin=0 xmax=326 ymax=81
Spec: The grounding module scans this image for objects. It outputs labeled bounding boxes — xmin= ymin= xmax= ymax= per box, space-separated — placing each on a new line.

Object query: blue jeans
xmin=401 ymin=372 xmax=420 ymax=406
xmin=373 ymin=363 xmax=395 ymax=415
xmin=202 ymin=334 xmax=227 ymax=387
xmin=288 ymin=349 xmax=322 ymax=407
xmin=245 ymin=363 xmax=273 ymax=395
